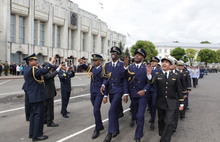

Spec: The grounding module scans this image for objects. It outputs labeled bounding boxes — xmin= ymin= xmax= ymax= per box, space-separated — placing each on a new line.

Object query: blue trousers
xmin=29 ymin=102 xmax=44 ymax=138
xmin=24 ymin=91 xmax=30 ymax=121
xmin=108 ymin=92 xmax=123 ymax=133
xmin=61 ymin=91 xmax=70 ymax=115
xmin=148 ymin=90 xmax=157 ymax=123
xmin=132 ymin=97 xmax=148 ymax=139
xmin=90 ymin=92 xmax=104 ymax=130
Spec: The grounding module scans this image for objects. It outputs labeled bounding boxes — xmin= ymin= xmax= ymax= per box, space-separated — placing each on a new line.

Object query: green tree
xmin=200 ymin=41 xmax=211 ymax=44
xmin=197 ymin=49 xmax=217 ymax=67
xmin=216 ymin=49 xmax=220 ymax=63
xmin=185 ymin=49 xmax=197 ymax=66
xmin=170 ymin=47 xmax=186 ymax=60
xmin=130 ymin=40 xmax=158 ymax=61
xmin=173 ymin=41 xmax=179 ymax=43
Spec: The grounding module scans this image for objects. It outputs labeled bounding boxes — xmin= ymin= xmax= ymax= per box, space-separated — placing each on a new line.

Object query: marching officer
xmin=79 ymin=54 xmax=105 ymax=139
xmin=148 ymin=56 xmax=162 ymax=130
xmin=177 ymin=60 xmax=192 ymax=118
xmin=58 ymin=62 xmax=75 ymax=118
xmin=101 ymin=46 xmax=129 ymax=142
xmin=169 ymin=58 xmax=185 ymax=132
xmin=126 ymin=48 xmax=152 ymax=142
xmin=42 ymin=62 xmax=61 ymax=127
xmin=23 ymin=53 xmax=55 ymax=141
xmin=150 ymin=57 xmax=184 ymax=142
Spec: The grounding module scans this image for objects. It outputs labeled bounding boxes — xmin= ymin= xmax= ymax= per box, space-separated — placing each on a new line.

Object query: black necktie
xmin=165 ymin=72 xmax=168 ymax=80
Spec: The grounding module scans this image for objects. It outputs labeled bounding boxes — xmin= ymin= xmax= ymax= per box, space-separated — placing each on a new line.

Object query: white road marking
xmin=0 ymin=80 xmax=11 ymax=86
xmin=71 ymin=83 xmax=89 ymax=87
xmin=0 ymin=91 xmax=23 ymax=96
xmin=56 ymin=108 xmax=131 ymax=142
xmin=0 ymin=84 xmax=89 ymax=96
xmin=0 ymin=93 xmax=90 ymax=114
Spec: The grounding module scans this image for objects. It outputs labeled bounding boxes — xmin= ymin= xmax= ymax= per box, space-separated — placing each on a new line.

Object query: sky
xmin=71 ymin=0 xmax=220 ymax=47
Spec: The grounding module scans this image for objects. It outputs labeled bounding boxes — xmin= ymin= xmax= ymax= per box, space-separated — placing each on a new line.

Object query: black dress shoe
xmin=99 ymin=126 xmax=104 ymax=131
xmin=103 ymin=133 xmax=112 ymax=142
xmin=112 ymin=130 xmax=120 ymax=138
xmin=91 ymin=130 xmax=100 ymax=139
xmin=129 ymin=120 xmax=135 ymax=127
xmin=67 ymin=111 xmax=70 ymax=114
xmin=32 ymin=135 xmax=48 ymax=141
xmin=150 ymin=123 xmax=155 ymax=130
xmin=29 ymin=135 xmax=32 ymax=138
xmin=118 ymin=113 xmax=124 ymax=118
xmin=136 ymin=139 xmax=141 ymax=142
xmin=63 ymin=114 xmax=69 ymax=118
xmin=47 ymin=122 xmax=59 ymax=127
xmin=180 ymin=115 xmax=185 ymax=119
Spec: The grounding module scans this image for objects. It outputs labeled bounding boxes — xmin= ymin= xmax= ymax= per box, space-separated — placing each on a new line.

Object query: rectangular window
xmin=10 ymin=14 xmax=15 ymax=42
xmin=101 ymin=37 xmax=104 ymax=54
xmin=92 ymin=35 xmax=96 ymax=53
xmin=164 ymin=49 xmax=167 ymax=53
xmin=57 ymin=26 xmax=61 ymax=48
xmin=52 ymin=25 xmax=55 ymax=47
xmin=34 ymin=20 xmax=38 ymax=45
xmin=19 ymin=16 xmax=25 ymax=44
xmin=82 ymin=32 xmax=86 ymax=51
xmin=40 ymin=22 xmax=45 ymax=46
xmin=71 ymin=30 xmax=74 ymax=50
xmin=159 ymin=49 xmax=162 ymax=53
xmin=108 ymin=40 xmax=110 ymax=47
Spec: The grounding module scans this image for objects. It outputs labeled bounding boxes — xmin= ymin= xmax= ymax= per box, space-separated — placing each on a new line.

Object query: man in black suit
xmin=177 ymin=61 xmax=192 ymax=119
xmin=42 ymin=62 xmax=61 ymax=127
xmin=58 ymin=62 xmax=75 ymax=118
xmin=23 ymin=54 xmax=55 ymax=141
xmin=149 ymin=57 xmax=184 ymax=142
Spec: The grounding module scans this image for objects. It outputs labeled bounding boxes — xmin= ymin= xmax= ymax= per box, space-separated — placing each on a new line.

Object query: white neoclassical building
xmin=0 ymin=0 xmax=126 ymax=65
xmin=155 ymin=42 xmax=220 ymax=60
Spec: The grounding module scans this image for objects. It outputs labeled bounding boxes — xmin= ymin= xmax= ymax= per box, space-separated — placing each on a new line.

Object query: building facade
xmin=0 ymin=0 xmax=126 ymax=65
xmin=155 ymin=42 xmax=220 ymax=67
xmin=155 ymin=42 xmax=220 ymax=59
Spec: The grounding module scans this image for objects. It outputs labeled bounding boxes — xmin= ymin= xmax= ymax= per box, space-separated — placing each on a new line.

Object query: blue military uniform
xmin=58 ymin=64 xmax=75 ymax=116
xmin=80 ymin=54 xmax=104 ymax=139
xmin=103 ymin=46 xmax=128 ymax=141
xmin=23 ymin=53 xmax=53 ymax=140
xmin=148 ymin=57 xmax=162 ymax=126
xmin=127 ymin=48 xmax=151 ymax=141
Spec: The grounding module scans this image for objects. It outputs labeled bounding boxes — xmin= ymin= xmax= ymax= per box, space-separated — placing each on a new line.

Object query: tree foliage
xmin=197 ymin=49 xmax=217 ymax=67
xmin=170 ymin=47 xmax=186 ymax=60
xmin=185 ymin=49 xmax=197 ymax=66
xmin=130 ymin=40 xmax=158 ymax=61
xmin=200 ymin=41 xmax=211 ymax=44
xmin=216 ymin=49 xmax=220 ymax=63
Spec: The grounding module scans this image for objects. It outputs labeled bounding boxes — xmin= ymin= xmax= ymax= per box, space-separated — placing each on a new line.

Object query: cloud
xmin=72 ymin=0 xmax=220 ymax=46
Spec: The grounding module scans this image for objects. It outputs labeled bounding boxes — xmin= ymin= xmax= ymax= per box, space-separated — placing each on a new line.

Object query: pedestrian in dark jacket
xmin=43 ymin=62 xmax=62 ymax=127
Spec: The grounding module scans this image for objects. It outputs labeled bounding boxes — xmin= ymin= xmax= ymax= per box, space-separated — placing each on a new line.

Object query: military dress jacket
xmin=58 ymin=70 xmax=75 ymax=92
xmin=153 ymin=71 xmax=183 ymax=110
xmin=80 ymin=64 xmax=104 ymax=94
xmin=127 ymin=63 xmax=151 ymax=98
xmin=23 ymin=64 xmax=53 ymax=103
xmin=102 ymin=61 xmax=128 ymax=95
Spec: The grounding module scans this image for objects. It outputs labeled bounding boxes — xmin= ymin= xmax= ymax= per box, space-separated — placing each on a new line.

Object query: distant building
xmin=155 ymin=42 xmax=220 ymax=60
xmin=0 ymin=0 xmax=126 ymax=65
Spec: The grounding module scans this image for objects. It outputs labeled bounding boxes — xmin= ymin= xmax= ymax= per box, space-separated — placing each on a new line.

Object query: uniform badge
xmin=172 ymin=78 xmax=176 ymax=80
xmin=63 ymin=73 xmax=66 ymax=77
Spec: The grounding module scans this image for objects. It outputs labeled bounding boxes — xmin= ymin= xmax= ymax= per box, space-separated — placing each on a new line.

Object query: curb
xmin=0 ymin=73 xmax=87 ymax=80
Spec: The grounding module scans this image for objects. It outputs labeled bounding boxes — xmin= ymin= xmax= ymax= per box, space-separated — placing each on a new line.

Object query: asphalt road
xmin=0 ymin=73 xmax=220 ymax=142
